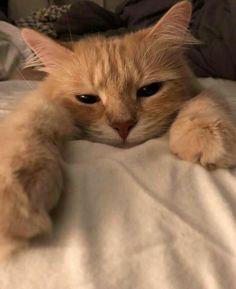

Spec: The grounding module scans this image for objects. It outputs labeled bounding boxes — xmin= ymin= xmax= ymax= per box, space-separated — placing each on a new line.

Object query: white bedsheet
xmin=0 ymin=79 xmax=236 ymax=289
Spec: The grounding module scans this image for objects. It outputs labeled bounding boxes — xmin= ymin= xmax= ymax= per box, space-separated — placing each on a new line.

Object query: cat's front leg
xmin=169 ymin=91 xmax=236 ymax=169
xmin=0 ymin=142 xmax=63 ymax=258
xmin=0 ymin=96 xmax=73 ymax=257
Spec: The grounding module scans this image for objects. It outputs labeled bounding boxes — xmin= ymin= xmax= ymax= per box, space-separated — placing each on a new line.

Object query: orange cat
xmin=0 ymin=1 xmax=235 ymax=257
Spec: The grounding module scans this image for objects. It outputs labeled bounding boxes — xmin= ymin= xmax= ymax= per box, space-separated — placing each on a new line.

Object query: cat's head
xmin=22 ymin=1 xmax=198 ymax=146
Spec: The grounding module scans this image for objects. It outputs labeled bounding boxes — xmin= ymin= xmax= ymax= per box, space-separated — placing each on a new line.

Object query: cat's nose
xmin=110 ymin=120 xmax=137 ymax=140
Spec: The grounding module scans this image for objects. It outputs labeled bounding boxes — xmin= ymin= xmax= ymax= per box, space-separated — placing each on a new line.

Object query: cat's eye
xmin=137 ymin=82 xmax=162 ymax=97
xmin=75 ymin=94 xmax=100 ymax=104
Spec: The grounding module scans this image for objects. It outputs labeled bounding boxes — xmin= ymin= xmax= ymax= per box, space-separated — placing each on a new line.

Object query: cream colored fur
xmin=0 ymin=93 xmax=73 ymax=258
xmin=169 ymin=92 xmax=236 ymax=169
xmin=0 ymin=1 xmax=235 ymax=258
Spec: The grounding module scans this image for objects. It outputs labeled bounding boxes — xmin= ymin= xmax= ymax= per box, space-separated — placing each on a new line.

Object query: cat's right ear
xmin=21 ymin=28 xmax=72 ymax=71
xmin=139 ymin=1 xmax=197 ymax=48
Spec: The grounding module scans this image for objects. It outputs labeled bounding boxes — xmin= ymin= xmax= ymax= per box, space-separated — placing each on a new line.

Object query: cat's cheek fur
xmin=169 ymin=91 xmax=236 ymax=169
xmin=58 ymin=96 xmax=104 ymax=127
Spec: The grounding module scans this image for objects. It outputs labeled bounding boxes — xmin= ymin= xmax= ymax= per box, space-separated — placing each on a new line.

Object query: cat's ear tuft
xmin=143 ymin=1 xmax=197 ymax=46
xmin=21 ymin=28 xmax=72 ymax=71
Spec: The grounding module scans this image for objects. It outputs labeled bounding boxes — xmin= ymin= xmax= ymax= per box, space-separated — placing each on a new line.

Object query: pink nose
xmin=110 ymin=120 xmax=136 ymax=140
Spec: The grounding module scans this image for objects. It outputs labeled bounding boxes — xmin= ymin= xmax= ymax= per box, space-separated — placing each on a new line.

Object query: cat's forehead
xmin=71 ymin=34 xmax=181 ymax=87
xmin=73 ymin=35 xmax=139 ymax=64
xmin=72 ymin=35 xmax=143 ymax=92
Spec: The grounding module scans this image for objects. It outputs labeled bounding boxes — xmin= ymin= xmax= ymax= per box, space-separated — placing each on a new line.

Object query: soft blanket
xmin=0 ymin=78 xmax=235 ymax=288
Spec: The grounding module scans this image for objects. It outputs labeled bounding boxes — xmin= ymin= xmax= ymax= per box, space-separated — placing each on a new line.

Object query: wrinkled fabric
xmin=188 ymin=0 xmax=236 ymax=80
xmin=0 ymin=10 xmax=10 ymax=23
xmin=0 ymin=78 xmax=236 ymax=288
xmin=0 ymin=21 xmax=30 ymax=80
xmin=116 ymin=0 xmax=177 ymax=28
xmin=55 ymin=0 xmax=123 ymax=40
xmin=15 ymin=4 xmax=70 ymax=38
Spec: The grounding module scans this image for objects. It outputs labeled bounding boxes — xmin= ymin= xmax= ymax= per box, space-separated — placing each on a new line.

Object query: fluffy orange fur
xmin=0 ymin=1 xmax=235 ymax=257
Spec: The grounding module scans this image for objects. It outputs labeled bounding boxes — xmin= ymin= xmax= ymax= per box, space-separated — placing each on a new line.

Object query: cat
xmin=0 ymin=0 xmax=235 ymax=258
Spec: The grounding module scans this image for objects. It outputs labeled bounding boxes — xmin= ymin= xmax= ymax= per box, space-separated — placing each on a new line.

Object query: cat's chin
xmin=112 ymin=140 xmax=146 ymax=149
xmin=87 ymin=136 xmax=148 ymax=148
xmin=115 ymin=143 xmax=137 ymax=149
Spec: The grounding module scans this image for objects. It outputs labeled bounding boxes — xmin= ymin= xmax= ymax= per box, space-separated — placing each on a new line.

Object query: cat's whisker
xmin=13 ymin=47 xmax=38 ymax=88
xmin=65 ymin=8 xmax=75 ymax=52
xmin=15 ymin=67 xmax=34 ymax=90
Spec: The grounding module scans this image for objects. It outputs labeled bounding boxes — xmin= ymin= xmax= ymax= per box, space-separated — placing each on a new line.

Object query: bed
xmin=0 ymin=78 xmax=235 ymax=289
xmin=1 ymin=1 xmax=236 ymax=286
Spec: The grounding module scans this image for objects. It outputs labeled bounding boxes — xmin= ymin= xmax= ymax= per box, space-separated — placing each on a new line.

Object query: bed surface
xmin=0 ymin=78 xmax=236 ymax=289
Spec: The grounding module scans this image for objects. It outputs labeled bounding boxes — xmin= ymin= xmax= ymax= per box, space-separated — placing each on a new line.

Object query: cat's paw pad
xmin=169 ymin=116 xmax=236 ymax=169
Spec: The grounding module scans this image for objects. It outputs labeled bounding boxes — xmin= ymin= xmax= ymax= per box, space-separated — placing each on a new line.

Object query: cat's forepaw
xmin=169 ymin=93 xmax=236 ymax=169
xmin=0 ymin=153 xmax=63 ymax=258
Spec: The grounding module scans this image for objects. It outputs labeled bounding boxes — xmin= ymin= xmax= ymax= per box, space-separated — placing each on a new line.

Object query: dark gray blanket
xmin=188 ymin=0 xmax=236 ymax=80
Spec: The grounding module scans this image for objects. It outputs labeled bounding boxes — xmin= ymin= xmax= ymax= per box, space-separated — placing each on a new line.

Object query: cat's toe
xmin=169 ymin=117 xmax=236 ymax=169
xmin=204 ymin=163 xmax=217 ymax=171
xmin=200 ymin=150 xmax=236 ymax=169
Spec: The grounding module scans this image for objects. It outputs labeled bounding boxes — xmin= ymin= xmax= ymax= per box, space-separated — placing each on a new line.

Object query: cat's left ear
xmin=21 ymin=28 xmax=72 ymax=71
xmin=141 ymin=1 xmax=195 ymax=46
